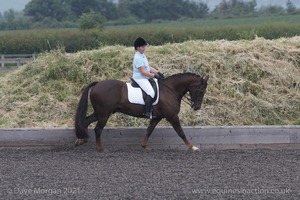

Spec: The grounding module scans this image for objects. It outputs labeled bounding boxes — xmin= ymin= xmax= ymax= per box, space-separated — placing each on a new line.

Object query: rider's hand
xmin=157 ymin=72 xmax=165 ymax=79
xmin=154 ymin=74 xmax=162 ymax=79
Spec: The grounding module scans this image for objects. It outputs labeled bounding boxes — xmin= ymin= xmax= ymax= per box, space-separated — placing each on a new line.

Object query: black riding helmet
xmin=134 ymin=37 xmax=147 ymax=50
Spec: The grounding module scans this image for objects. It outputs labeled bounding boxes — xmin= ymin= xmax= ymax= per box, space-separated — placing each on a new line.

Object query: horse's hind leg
xmin=94 ymin=115 xmax=109 ymax=152
xmin=85 ymin=113 xmax=97 ymax=126
xmin=75 ymin=113 xmax=97 ymax=146
xmin=142 ymin=118 xmax=161 ymax=150
xmin=82 ymin=113 xmax=97 ymax=140
xmin=167 ymin=115 xmax=199 ymax=151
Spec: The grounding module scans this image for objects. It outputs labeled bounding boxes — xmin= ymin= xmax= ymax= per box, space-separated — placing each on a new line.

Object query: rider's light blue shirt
xmin=132 ymin=51 xmax=150 ymax=79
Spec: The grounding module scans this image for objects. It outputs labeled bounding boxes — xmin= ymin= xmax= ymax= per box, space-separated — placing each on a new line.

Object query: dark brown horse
xmin=74 ymin=72 xmax=209 ymax=152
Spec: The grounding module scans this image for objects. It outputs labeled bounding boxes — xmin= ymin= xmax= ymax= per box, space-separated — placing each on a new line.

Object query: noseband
xmin=190 ymin=87 xmax=202 ymax=108
xmin=174 ymin=84 xmax=204 ymax=108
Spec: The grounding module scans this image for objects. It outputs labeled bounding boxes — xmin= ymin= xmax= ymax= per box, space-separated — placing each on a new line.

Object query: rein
xmin=158 ymin=80 xmax=193 ymax=107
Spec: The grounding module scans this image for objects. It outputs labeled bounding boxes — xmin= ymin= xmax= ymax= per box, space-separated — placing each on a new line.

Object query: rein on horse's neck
xmin=161 ymin=73 xmax=200 ymax=105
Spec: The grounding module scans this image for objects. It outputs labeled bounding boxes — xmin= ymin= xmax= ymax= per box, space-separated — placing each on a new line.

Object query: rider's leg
xmin=144 ymin=95 xmax=154 ymax=119
xmin=133 ymin=79 xmax=155 ymax=118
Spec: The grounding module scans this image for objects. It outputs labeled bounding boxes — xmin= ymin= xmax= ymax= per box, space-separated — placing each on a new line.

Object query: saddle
xmin=126 ymin=78 xmax=159 ymax=105
xmin=131 ymin=78 xmax=158 ymax=100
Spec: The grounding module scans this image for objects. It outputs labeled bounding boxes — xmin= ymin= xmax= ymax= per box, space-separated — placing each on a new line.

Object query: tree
xmin=119 ymin=0 xmax=208 ymax=22
xmin=0 ymin=9 xmax=32 ymax=30
xmin=24 ymin=0 xmax=72 ymax=22
xmin=258 ymin=5 xmax=285 ymax=16
xmin=213 ymin=0 xmax=257 ymax=18
xmin=184 ymin=1 xmax=209 ymax=19
xmin=286 ymin=0 xmax=297 ymax=14
xmin=4 ymin=9 xmax=16 ymax=24
xmin=70 ymin=0 xmax=118 ymax=20
xmin=117 ymin=0 xmax=132 ymax=18
xmin=0 ymin=12 xmax=3 ymax=22
xmin=214 ymin=0 xmax=230 ymax=16
xmin=78 ymin=12 xmax=106 ymax=30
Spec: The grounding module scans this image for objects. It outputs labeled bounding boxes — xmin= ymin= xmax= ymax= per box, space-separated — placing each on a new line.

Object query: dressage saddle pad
xmin=126 ymin=79 xmax=159 ymax=105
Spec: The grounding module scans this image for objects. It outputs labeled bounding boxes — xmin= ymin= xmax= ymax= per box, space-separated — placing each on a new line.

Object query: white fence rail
xmin=0 ymin=54 xmax=36 ymax=67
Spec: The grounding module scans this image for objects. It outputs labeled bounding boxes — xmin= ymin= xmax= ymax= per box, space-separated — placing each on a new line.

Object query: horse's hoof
xmin=142 ymin=146 xmax=152 ymax=152
xmin=191 ymin=146 xmax=199 ymax=151
xmin=75 ymin=139 xmax=87 ymax=146
xmin=97 ymin=147 xmax=108 ymax=153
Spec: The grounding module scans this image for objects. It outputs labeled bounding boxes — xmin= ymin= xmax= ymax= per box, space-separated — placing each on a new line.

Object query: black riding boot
xmin=144 ymin=95 xmax=154 ymax=119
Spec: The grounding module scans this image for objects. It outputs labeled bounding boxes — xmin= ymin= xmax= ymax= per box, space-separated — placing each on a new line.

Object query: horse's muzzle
xmin=193 ymin=106 xmax=200 ymax=111
xmin=191 ymin=102 xmax=201 ymax=110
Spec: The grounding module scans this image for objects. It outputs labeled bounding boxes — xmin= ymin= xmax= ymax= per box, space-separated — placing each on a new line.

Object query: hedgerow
xmin=1 ymin=22 xmax=300 ymax=54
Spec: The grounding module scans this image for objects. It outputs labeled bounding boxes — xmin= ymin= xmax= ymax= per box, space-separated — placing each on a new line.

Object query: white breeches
xmin=133 ymin=78 xmax=155 ymax=98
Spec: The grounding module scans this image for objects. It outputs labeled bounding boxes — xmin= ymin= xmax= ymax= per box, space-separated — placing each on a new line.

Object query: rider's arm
xmin=150 ymin=67 xmax=158 ymax=74
xmin=139 ymin=66 xmax=155 ymax=78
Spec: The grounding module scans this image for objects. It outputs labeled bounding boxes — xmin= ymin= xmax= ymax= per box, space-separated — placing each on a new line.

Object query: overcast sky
xmin=1 ymin=0 xmax=299 ymax=14
xmin=0 ymin=0 xmax=30 ymax=13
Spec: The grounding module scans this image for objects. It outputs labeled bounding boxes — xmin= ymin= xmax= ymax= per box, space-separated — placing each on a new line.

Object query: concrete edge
xmin=0 ymin=126 xmax=300 ymax=150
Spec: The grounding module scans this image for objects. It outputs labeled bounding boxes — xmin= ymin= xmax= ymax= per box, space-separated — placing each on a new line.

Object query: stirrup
xmin=143 ymin=112 xmax=152 ymax=119
xmin=143 ymin=112 xmax=156 ymax=119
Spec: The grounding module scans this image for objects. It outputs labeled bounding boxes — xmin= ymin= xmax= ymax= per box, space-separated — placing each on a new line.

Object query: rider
xmin=132 ymin=37 xmax=164 ymax=119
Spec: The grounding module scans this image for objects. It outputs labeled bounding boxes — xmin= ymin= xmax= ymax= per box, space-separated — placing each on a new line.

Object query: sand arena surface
xmin=1 ymin=144 xmax=299 ymax=199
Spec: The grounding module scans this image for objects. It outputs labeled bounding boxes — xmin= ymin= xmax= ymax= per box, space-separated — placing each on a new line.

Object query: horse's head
xmin=189 ymin=75 xmax=209 ymax=110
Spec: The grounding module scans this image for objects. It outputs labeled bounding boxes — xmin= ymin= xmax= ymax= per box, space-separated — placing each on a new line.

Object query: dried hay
xmin=0 ymin=36 xmax=299 ymax=128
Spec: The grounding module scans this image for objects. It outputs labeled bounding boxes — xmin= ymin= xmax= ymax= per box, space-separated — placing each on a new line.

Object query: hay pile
xmin=0 ymin=36 xmax=299 ymax=128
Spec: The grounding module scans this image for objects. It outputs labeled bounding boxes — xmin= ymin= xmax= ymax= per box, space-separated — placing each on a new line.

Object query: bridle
xmin=189 ymin=85 xmax=204 ymax=108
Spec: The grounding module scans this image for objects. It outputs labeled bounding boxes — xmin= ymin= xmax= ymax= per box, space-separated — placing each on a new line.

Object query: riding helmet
xmin=134 ymin=37 xmax=147 ymax=49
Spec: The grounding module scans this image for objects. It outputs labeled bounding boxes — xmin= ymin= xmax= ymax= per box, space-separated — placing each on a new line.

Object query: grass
xmin=106 ymin=14 xmax=300 ymax=29
xmin=0 ymin=37 xmax=299 ymax=128
xmin=2 ymin=14 xmax=300 ymax=54
xmin=0 ymin=66 xmax=19 ymax=77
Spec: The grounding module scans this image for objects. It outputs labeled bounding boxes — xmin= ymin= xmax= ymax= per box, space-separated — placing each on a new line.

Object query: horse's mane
xmin=164 ymin=72 xmax=201 ymax=80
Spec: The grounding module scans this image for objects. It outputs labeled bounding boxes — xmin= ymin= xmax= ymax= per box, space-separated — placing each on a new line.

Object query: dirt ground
xmin=0 ymin=144 xmax=299 ymax=200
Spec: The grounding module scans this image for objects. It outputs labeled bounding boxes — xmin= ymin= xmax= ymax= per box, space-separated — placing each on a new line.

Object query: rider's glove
xmin=154 ymin=74 xmax=162 ymax=79
xmin=158 ymin=72 xmax=165 ymax=79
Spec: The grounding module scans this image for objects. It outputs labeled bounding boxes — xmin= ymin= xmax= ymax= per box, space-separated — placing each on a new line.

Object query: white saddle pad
xmin=126 ymin=80 xmax=159 ymax=105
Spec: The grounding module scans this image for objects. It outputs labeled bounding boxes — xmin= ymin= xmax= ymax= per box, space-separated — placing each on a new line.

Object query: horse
xmin=74 ymin=72 xmax=209 ymax=152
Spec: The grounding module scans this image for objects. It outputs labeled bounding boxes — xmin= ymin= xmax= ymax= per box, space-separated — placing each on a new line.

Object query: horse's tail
xmin=75 ymin=81 xmax=98 ymax=139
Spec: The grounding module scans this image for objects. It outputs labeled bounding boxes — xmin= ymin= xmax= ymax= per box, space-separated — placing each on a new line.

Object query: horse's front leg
xmin=142 ymin=118 xmax=162 ymax=150
xmin=167 ymin=115 xmax=199 ymax=151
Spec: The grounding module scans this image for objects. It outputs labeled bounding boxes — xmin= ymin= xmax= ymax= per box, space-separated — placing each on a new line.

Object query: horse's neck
xmin=165 ymin=77 xmax=192 ymax=98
